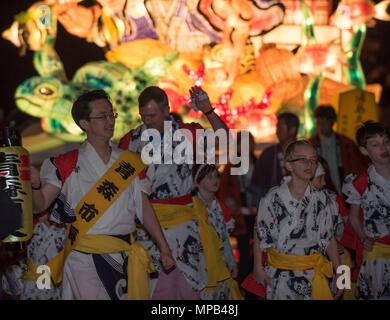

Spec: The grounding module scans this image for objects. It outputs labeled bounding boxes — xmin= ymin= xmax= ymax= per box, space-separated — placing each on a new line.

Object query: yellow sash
xmin=21 ymin=258 xmax=40 ymax=282
xmin=75 ymin=234 xmax=154 ymax=300
xmin=46 ymin=150 xmax=146 ymax=289
xmin=150 ymin=197 xmax=242 ymax=299
xmin=363 ymin=242 xmax=390 ymax=262
xmin=267 ymin=247 xmax=333 ymax=300
xmin=22 ymin=235 xmax=154 ymax=300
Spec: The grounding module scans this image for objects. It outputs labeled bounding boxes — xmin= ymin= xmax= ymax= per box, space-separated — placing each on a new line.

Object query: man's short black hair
xmin=277 ymin=112 xmax=300 ymax=137
xmin=138 ymin=86 xmax=169 ymax=110
xmin=313 ymin=105 xmax=337 ymax=121
xmin=72 ymin=90 xmax=112 ymax=131
xmin=356 ymin=121 xmax=390 ymax=147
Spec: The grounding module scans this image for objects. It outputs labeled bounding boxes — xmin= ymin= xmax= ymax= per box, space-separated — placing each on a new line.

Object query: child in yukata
xmin=311 ymin=158 xmax=345 ymax=248
xmin=311 ymin=158 xmax=355 ymax=297
xmin=254 ymin=140 xmax=343 ymax=300
xmin=342 ymin=121 xmax=390 ymax=300
xmin=192 ymin=164 xmax=241 ymax=300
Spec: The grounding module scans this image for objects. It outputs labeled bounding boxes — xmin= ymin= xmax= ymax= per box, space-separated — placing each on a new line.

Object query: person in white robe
xmin=254 ymin=140 xmax=343 ymax=300
xmin=342 ymin=121 xmax=390 ymax=300
xmin=29 ymin=90 xmax=175 ymax=300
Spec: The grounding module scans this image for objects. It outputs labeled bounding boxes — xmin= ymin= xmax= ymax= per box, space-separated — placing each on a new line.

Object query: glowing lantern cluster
xmin=295 ymin=44 xmax=340 ymax=75
xmin=182 ymin=64 xmax=205 ymax=87
xmin=185 ymin=88 xmax=272 ymax=129
xmin=234 ymin=109 xmax=278 ymax=142
xmin=256 ymin=46 xmax=302 ymax=101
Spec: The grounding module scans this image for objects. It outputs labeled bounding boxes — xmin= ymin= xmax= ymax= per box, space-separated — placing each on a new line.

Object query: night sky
xmin=0 ymin=0 xmax=389 ymax=132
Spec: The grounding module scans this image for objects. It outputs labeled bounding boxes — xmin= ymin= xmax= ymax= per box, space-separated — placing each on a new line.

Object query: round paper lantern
xmin=256 ymin=47 xmax=302 ymax=101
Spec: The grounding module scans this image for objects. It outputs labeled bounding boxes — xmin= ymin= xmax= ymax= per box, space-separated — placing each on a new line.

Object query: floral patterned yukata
xmin=121 ymin=118 xmax=209 ymax=296
xmin=257 ymin=177 xmax=335 ymax=300
xmin=342 ymin=165 xmax=390 ymax=299
xmin=197 ymin=195 xmax=236 ymax=300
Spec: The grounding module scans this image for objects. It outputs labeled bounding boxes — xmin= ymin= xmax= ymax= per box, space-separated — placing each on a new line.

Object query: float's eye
xmin=39 ymin=87 xmax=54 ymax=95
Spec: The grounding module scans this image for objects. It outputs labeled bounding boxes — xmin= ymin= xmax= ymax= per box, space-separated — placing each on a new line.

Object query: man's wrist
xmin=204 ymin=108 xmax=215 ymax=116
xmin=31 ymin=182 xmax=42 ymax=190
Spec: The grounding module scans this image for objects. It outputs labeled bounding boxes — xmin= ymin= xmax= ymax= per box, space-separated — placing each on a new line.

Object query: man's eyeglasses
xmin=87 ymin=112 xmax=118 ymax=121
xmin=287 ymin=158 xmax=318 ymax=166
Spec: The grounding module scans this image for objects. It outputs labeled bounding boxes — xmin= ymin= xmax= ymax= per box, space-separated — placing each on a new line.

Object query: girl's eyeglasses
xmin=287 ymin=158 xmax=318 ymax=166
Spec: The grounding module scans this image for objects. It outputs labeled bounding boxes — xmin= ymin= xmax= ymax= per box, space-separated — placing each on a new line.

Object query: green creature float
xmin=15 ymin=35 xmax=178 ymax=142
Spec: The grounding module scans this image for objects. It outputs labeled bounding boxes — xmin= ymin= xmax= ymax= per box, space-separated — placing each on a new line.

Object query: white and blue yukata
xmin=342 ymin=165 xmax=390 ymax=300
xmin=124 ymin=118 xmax=209 ymax=298
xmin=257 ymin=177 xmax=335 ymax=300
xmin=21 ymin=221 xmax=66 ymax=300
xmin=196 ymin=194 xmax=236 ymax=300
xmin=324 ymin=190 xmax=345 ymax=239
xmin=40 ymin=140 xmax=144 ymax=300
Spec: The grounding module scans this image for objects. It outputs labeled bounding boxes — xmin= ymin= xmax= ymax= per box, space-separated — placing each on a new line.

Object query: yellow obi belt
xmin=267 ymin=247 xmax=333 ymax=300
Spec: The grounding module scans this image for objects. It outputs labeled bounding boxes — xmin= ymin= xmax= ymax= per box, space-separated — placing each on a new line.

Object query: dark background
xmin=0 ymin=0 xmax=389 ymax=132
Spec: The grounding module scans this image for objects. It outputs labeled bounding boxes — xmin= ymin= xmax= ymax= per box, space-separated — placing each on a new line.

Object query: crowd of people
xmin=0 ymin=85 xmax=389 ymax=300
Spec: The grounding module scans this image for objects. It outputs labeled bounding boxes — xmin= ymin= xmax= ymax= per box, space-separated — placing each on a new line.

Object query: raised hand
xmin=189 ymin=86 xmax=213 ymax=114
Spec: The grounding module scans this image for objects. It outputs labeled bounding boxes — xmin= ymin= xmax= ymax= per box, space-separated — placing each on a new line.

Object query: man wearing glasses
xmin=254 ymin=140 xmax=343 ymax=300
xmin=29 ymin=89 xmax=175 ymax=300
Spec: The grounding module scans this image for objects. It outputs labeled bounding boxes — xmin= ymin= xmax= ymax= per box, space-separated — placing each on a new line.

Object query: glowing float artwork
xmin=14 ymin=34 xmax=179 ymax=142
xmin=297 ymin=0 xmax=325 ymax=137
xmin=3 ymin=0 xmax=389 ymax=144
xmin=3 ymin=0 xmax=287 ymax=142
xmin=329 ymin=0 xmax=390 ymax=89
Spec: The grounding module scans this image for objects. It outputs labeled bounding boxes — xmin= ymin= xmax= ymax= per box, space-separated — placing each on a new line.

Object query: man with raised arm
xmin=119 ymin=85 xmax=231 ymax=299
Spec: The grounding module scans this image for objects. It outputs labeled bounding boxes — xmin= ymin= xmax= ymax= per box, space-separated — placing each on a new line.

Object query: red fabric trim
xmin=180 ymin=122 xmax=203 ymax=155
xmin=217 ymin=198 xmax=232 ymax=222
xmin=33 ymin=217 xmax=39 ymax=229
xmin=352 ymin=171 xmax=368 ymax=196
xmin=19 ymin=154 xmax=29 ymax=167
xmin=149 ymin=193 xmax=193 ymax=205
xmin=241 ymin=272 xmax=266 ymax=298
xmin=20 ymin=170 xmax=29 ymax=181
xmin=376 ymin=235 xmax=390 ymax=246
xmin=241 ymin=251 xmax=268 ymax=298
xmin=138 ymin=168 xmax=146 ymax=180
xmin=343 ymin=171 xmax=369 ymax=280
xmin=340 ymin=221 xmax=359 ymax=249
xmin=348 ymin=234 xmax=390 ymax=282
xmin=54 ymin=149 xmax=79 ymax=186
xmin=336 ymin=195 xmax=349 ymax=217
xmin=118 ymin=130 xmax=132 ymax=150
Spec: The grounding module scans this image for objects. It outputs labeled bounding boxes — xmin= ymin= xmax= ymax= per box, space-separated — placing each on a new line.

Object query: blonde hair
xmin=284 ymin=139 xmax=317 ymax=162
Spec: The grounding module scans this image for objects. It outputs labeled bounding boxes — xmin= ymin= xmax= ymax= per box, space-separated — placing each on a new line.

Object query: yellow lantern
xmin=0 ymin=128 xmax=32 ymax=242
